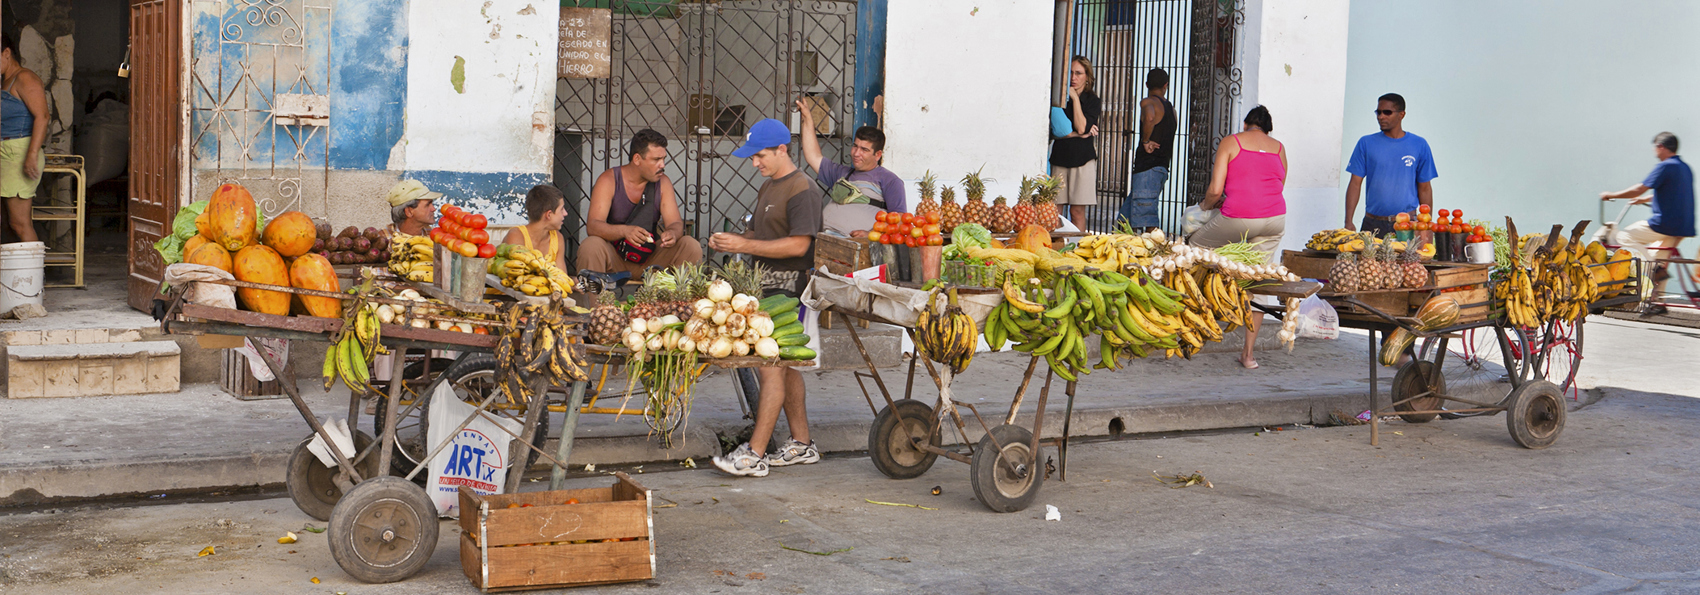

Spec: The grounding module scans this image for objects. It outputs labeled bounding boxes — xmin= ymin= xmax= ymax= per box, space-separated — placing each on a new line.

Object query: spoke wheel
xmin=397 ymin=355 xmax=550 ymax=469
xmin=1437 ymin=328 xmax=1520 ymax=419
xmin=286 ymin=431 xmax=381 ymax=522
xmin=327 ymin=476 xmax=439 ymax=583
xmin=970 ymin=424 xmax=1042 ymax=513
xmin=1391 ymin=360 xmax=1443 ymax=424
xmin=1524 ymin=320 xmax=1584 ymax=398
xmin=373 ymin=357 xmax=455 ymax=477
xmin=868 ymin=399 xmax=941 ymax=479
xmin=1505 ymin=380 xmax=1566 ymax=449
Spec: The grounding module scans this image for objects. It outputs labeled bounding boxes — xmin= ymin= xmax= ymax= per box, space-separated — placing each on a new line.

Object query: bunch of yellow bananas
xmin=1498 ymin=222 xmax=1601 ymax=327
xmin=916 ymin=288 xmax=978 ymax=373
xmin=493 ymin=301 xmax=589 ymax=409
xmin=1306 ymin=228 xmax=1359 ymax=251
xmin=495 ymin=246 xmax=575 ymax=296
xmin=388 ymin=234 xmax=434 ymax=283
xmin=1073 ymin=234 xmax=1155 ymax=271
xmin=322 ymin=301 xmax=386 ymax=393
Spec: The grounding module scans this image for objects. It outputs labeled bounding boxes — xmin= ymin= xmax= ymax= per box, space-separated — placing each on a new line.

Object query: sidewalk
xmin=0 ymin=332 xmax=1397 ymax=505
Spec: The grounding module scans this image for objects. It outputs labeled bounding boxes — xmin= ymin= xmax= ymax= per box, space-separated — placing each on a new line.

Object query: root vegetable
xmin=711 ymin=302 xmax=732 ymax=325
xmin=708 ymin=336 xmax=734 ymax=358
xmin=694 ymin=299 xmax=716 ymax=320
xmin=754 ymin=337 xmax=780 ymax=358
xmin=726 ymin=313 xmax=747 ymax=336
xmin=731 ymin=293 xmax=759 ymax=316
xmin=677 ymin=336 xmax=696 ymax=354
xmin=630 ymin=318 xmax=648 ymax=334
xmin=708 ymin=279 xmax=734 ymax=303
xmin=732 ymin=340 xmax=750 ymax=357
xmin=748 ymin=312 xmax=774 ymax=337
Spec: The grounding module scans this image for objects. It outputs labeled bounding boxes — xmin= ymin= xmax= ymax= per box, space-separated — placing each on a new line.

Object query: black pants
xmin=1360 ymin=217 xmax=1396 ymax=236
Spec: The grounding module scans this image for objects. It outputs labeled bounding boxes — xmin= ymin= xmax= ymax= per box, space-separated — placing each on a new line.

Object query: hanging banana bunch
xmin=915 ymin=287 xmax=979 ymax=374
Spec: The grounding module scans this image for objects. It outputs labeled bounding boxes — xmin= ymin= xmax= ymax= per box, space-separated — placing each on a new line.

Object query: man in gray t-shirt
xmin=795 ymin=99 xmax=905 ymax=235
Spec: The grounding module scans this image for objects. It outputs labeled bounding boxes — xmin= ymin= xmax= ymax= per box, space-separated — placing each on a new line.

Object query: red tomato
xmin=901 ymin=212 xmax=914 ymax=224
xmin=1417 ymin=213 xmax=1431 ymax=223
xmin=1437 ymin=209 xmax=1450 ymax=219
xmin=565 ymin=498 xmax=580 ymax=505
xmin=466 ymin=214 xmax=488 ymax=230
xmin=875 ymin=211 xmax=887 ymax=223
xmin=910 ymin=226 xmax=924 ymax=238
xmin=1395 ymin=212 xmax=1411 ymax=222
xmin=477 ymin=242 xmax=496 ymax=258
xmin=926 ymin=211 xmax=941 ymax=224
xmin=1394 ymin=221 xmax=1411 ymax=231
xmin=457 ymin=241 xmax=479 ymax=258
xmin=1451 ymin=217 xmax=1463 ymax=226
xmin=441 ymin=218 xmax=462 ymax=235
xmin=905 ymin=235 xmax=918 ymax=247
xmin=925 ymin=223 xmax=940 ymax=236
xmin=930 ymin=235 xmax=944 ymax=246
xmin=469 ymin=229 xmax=489 ymax=245
xmin=872 ymin=221 xmax=887 ymax=233
xmin=1473 ymin=225 xmax=1487 ymax=236
xmin=440 ymin=204 xmax=459 ymax=216
xmin=473 ymin=326 xmax=489 ymax=335
xmin=1451 ymin=209 xmax=1463 ymax=219
xmin=1418 ymin=204 xmax=1432 ymax=214
xmin=429 ymin=229 xmax=443 ymax=244
xmin=1415 ymin=221 xmax=1431 ymax=231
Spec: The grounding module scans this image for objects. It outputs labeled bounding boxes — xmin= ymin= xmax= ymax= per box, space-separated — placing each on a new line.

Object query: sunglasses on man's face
xmin=1374 ymin=109 xmax=1399 ymax=116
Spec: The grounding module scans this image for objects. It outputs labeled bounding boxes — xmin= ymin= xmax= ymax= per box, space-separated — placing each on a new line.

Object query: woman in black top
xmin=1050 ymin=56 xmax=1100 ymax=231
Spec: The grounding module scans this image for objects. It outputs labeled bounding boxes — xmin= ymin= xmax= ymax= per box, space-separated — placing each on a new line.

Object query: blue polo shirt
xmin=1644 ymin=155 xmax=1695 ymax=237
xmin=1346 ymin=132 xmax=1438 ymax=217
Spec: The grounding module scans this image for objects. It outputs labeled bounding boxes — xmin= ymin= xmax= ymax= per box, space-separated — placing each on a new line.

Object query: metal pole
xmin=1059 ymin=376 xmax=1077 ymax=482
xmin=1369 ymin=329 xmax=1379 ymax=446
xmin=549 ymin=379 xmax=590 ymax=490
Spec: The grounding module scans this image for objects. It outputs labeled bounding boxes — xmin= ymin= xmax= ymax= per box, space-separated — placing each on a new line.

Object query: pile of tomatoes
xmin=1394 ymin=205 xmax=1490 ymax=243
xmin=430 ymin=204 xmax=497 ymax=258
xmin=866 ymin=210 xmax=943 ymax=247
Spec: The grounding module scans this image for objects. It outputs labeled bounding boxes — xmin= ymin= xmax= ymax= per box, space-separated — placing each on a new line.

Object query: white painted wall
xmin=1341 ymin=1 xmax=1700 ymax=237
xmin=884 ymin=0 xmax=1055 ymax=201
xmin=398 ymin=0 xmax=556 ymax=174
xmin=1241 ymin=0 xmax=1352 ymax=253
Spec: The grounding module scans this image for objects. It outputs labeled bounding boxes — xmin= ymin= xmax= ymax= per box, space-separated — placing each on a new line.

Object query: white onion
xmin=731 ymin=293 xmax=759 ymax=316
xmin=646 ymin=333 xmax=665 ymax=352
xmin=437 ymin=320 xmax=453 ymax=331
xmin=623 ymin=330 xmax=645 ymax=351
xmin=685 ymin=319 xmax=709 ymax=342
xmin=662 ymin=329 xmax=681 ymax=351
xmin=694 ymin=299 xmax=716 ymax=320
xmin=711 ymin=302 xmax=732 ymax=325
xmin=411 ymin=318 xmax=430 ymax=329
xmin=376 ymin=305 xmax=395 ymax=324
xmin=754 ymin=337 xmax=780 ymax=358
xmin=732 ymin=339 xmax=751 ymax=357
xmin=698 ymin=337 xmax=713 ymax=354
xmin=630 ymin=318 xmax=647 ymax=334
xmin=659 ymin=314 xmax=681 ymax=327
xmin=726 ymin=313 xmax=747 ymax=336
xmin=708 ymin=336 xmax=734 ymax=358
xmin=645 ymin=317 xmax=665 ymax=335
xmin=748 ymin=312 xmax=775 ymax=337
xmin=707 ymin=279 xmax=734 ymax=303
xmin=677 ymin=336 xmax=696 ymax=354
xmin=744 ymin=328 xmax=761 ymax=343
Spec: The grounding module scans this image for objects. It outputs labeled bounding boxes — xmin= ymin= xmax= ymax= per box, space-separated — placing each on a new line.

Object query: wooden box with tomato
xmin=458 ymin=473 xmax=655 ymax=592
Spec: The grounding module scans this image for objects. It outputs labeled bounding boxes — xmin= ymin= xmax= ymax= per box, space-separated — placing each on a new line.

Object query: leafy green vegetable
xmin=155 ymin=200 xmax=210 ymax=266
xmin=950 ymin=223 xmax=991 ymax=250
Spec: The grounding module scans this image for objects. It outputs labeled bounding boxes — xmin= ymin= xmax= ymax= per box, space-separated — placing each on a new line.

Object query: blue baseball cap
xmin=731 ymin=118 xmax=792 ymax=158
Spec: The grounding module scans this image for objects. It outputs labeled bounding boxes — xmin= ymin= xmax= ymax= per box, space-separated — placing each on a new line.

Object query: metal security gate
xmin=189 ymin=0 xmax=333 ymax=217
xmin=1070 ymin=0 xmax=1242 ymax=234
xmin=553 ymin=0 xmax=855 ymax=263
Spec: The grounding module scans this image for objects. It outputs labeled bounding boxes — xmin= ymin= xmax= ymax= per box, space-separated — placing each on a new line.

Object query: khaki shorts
xmin=1618 ymin=220 xmax=1684 ymax=262
xmin=1189 ymin=213 xmax=1286 ymax=257
xmin=0 ymin=137 xmax=44 ymax=199
xmin=1054 ymin=160 xmax=1098 ymax=206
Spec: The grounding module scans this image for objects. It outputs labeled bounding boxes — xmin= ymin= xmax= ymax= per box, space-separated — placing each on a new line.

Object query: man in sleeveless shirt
xmin=1121 ymin=68 xmax=1175 ymax=231
xmin=578 ymin=129 xmax=703 ymax=276
xmin=710 ymin=119 xmax=825 ymax=477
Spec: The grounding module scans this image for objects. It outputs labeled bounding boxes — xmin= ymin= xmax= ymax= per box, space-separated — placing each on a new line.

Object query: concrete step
xmin=6 ymin=340 xmax=181 ymax=398
xmin=2 ymin=327 xmax=146 ymax=347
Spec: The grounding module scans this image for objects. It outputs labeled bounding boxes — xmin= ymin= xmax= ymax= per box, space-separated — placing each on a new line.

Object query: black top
xmin=1133 ymin=94 xmax=1177 ymax=173
xmin=1049 ymin=91 xmax=1100 ymax=168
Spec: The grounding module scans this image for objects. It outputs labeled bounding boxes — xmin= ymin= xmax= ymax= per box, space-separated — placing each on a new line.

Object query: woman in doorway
xmin=1 ymin=33 xmax=48 ymax=243
xmin=1190 ymin=105 xmax=1287 ymax=370
xmin=1050 ymin=55 xmax=1100 ymax=231
xmin=502 ymin=184 xmax=571 ymax=273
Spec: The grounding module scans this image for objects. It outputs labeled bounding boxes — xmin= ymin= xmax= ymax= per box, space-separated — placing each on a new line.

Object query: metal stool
xmin=33 ymin=154 xmax=85 ymax=288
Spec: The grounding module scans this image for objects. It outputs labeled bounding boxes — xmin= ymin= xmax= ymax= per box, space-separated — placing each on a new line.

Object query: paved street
xmin=2 ymin=318 xmax=1696 ymax=594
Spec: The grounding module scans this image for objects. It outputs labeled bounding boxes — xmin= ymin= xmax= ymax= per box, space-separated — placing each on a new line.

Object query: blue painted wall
xmin=329 ymin=0 xmax=408 ymax=170
xmin=853 ymin=0 xmax=886 ymax=132
xmin=404 ymin=170 xmax=550 ymax=225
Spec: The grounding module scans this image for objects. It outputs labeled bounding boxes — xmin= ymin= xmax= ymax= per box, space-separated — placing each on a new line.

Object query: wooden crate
xmin=218 ymin=347 xmax=296 ymax=401
xmin=814 ymin=234 xmax=872 ymax=329
xmin=459 ymin=473 xmax=654 ymax=592
xmin=1280 ymin=250 xmax=1337 ymax=282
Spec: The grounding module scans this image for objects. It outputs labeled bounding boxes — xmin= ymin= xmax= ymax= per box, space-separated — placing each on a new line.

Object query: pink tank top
xmin=1220 ymin=135 xmax=1286 ymax=219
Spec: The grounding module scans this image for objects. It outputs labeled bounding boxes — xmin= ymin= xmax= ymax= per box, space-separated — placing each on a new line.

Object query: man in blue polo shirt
xmin=1600 ymin=132 xmax=1695 ymax=315
xmin=1344 ymin=93 xmax=1437 ymax=236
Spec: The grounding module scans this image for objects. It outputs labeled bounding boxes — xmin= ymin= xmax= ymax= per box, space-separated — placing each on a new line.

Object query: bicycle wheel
xmin=1435 ymin=328 xmax=1520 ymax=419
xmin=373 ymin=356 xmax=456 ymax=476
xmin=390 ymin=355 xmax=551 ymax=470
xmin=1523 ymin=319 xmax=1584 ymax=398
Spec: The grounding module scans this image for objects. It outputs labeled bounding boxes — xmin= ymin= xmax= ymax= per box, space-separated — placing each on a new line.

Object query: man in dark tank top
xmin=578 ymin=129 xmax=703 ymax=275
xmin=1121 ymin=68 xmax=1176 ymax=232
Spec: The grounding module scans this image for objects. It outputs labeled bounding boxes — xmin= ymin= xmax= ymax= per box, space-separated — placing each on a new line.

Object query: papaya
xmin=289 ymin=253 xmax=342 ymax=318
xmin=184 ymin=242 xmax=233 ymax=274
xmin=233 ymin=245 xmax=291 ymax=315
xmin=1013 ymin=224 xmax=1052 ymax=252
xmin=262 ymin=211 xmax=317 ymax=257
xmin=204 ymin=184 xmax=259 ymax=251
xmin=182 ymin=235 xmax=210 ymax=260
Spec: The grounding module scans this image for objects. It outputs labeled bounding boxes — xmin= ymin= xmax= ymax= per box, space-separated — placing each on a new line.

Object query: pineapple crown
xmin=673 ymin=261 xmax=708 ymax=300
xmin=1033 ymin=175 xmax=1060 ymax=203
xmin=718 ymin=259 xmax=765 ymax=297
xmin=918 ymin=170 xmax=937 ymax=200
xmin=1017 ymin=176 xmax=1036 ymax=199
xmin=961 ymin=167 xmax=990 ymax=201
xmin=993 ymin=195 xmax=1008 ymax=206
xmin=597 ymin=290 xmax=618 ymax=306
xmin=940 ymin=185 xmax=957 ymax=203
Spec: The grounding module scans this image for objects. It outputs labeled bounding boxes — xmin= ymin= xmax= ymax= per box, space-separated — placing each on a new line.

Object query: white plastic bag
xmin=1293 ymin=294 xmax=1340 ymax=340
xmin=426 ymin=380 xmax=521 ymax=517
xmin=1181 ymin=205 xmax=1216 ymax=235
xmin=306 ymin=417 xmax=356 ymax=468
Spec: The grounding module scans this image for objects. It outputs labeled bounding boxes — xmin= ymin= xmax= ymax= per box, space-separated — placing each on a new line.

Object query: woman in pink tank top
xmin=1190 ymin=105 xmax=1287 ymax=369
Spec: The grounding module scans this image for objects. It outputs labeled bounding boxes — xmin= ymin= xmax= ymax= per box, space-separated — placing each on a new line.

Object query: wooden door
xmin=127 ymin=0 xmax=183 ymax=311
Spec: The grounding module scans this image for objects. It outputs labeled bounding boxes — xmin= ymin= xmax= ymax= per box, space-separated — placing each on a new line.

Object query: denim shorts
xmin=1129 ymin=167 xmax=1168 ymax=199
xmin=1120 ymin=167 xmax=1167 ymax=228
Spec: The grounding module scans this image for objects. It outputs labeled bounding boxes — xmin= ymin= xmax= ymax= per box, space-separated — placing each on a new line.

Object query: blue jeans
xmin=1120 ymin=167 xmax=1167 ymax=229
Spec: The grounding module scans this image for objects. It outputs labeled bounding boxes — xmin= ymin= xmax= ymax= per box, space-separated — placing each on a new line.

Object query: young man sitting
xmin=577 ymin=129 xmax=703 ymax=275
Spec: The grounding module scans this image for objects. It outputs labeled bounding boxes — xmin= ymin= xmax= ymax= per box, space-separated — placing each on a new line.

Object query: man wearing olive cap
xmin=387 ymin=179 xmax=443 ymax=236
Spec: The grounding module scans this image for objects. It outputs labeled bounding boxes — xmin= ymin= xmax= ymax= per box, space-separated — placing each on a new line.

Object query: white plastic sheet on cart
xmin=802 ymin=270 xmax=1004 ymax=328
xmin=425 ymin=380 xmax=520 ymax=517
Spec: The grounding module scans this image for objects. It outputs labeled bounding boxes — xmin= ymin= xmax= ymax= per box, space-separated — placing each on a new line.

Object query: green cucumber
xmin=778 ymin=346 xmax=817 ymax=360
xmin=760 ymin=295 xmax=800 ymax=315
xmin=772 ymin=322 xmax=805 ymax=338
xmin=771 ymin=309 xmax=800 ymax=328
xmin=776 ymin=333 xmax=811 ymax=347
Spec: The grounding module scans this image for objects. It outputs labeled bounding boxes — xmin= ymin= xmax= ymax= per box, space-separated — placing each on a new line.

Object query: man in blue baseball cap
xmin=711 ymin=118 xmax=824 ymax=477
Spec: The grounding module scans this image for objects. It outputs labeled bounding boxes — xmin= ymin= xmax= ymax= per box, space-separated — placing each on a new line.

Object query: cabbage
xmin=154 ymin=200 xmax=211 ymax=265
xmin=950 ymin=223 xmax=991 ymax=250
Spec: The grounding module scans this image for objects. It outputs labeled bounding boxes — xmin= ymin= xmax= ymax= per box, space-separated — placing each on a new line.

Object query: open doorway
xmin=1 ymin=0 xmax=134 ymax=303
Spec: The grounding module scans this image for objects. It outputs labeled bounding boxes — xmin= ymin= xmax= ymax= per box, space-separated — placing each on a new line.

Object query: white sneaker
xmin=763 ymin=438 xmax=821 ymax=467
xmin=712 ymin=442 xmax=769 ymax=477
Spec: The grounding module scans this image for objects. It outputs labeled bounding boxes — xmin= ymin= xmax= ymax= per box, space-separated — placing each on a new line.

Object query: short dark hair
xmin=628 ymin=129 xmax=667 ymax=159
xmin=1654 ymin=132 xmax=1680 ymax=153
xmin=1244 ymin=105 xmax=1273 ymax=133
xmin=853 ymin=126 xmax=885 ymax=153
xmin=1377 ymin=93 xmax=1406 ymax=112
xmin=1145 ymin=68 xmax=1169 ymax=90
xmin=1 ymin=33 xmax=17 ymax=59
xmin=525 ymin=184 xmax=566 ymax=223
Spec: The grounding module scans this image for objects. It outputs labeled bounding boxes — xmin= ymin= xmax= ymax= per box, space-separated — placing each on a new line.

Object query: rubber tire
xmin=394 ymin=354 xmax=550 ymax=469
xmin=372 ymin=357 xmax=455 ymax=478
xmin=1506 ymin=380 xmax=1566 ymax=449
xmin=327 ymin=476 xmax=439 ymax=584
xmin=970 ymin=424 xmax=1042 ymax=513
xmin=287 ymin=431 xmax=382 ymax=522
xmin=867 ymin=400 xmax=942 ymax=479
xmin=1391 ymin=360 xmax=1442 ymax=424
xmin=735 ymin=367 xmax=762 ymax=419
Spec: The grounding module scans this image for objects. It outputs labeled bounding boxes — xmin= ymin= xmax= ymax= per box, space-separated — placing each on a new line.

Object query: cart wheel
xmin=868 ymin=400 xmax=941 ymax=479
xmin=970 ymin=424 xmax=1042 ymax=513
xmin=1520 ymin=319 xmax=1584 ymax=397
xmin=1438 ymin=328 xmax=1520 ymax=419
xmin=287 ymin=431 xmax=382 ymax=522
xmin=1391 ymin=360 xmax=1443 ymax=424
xmin=1505 ymin=380 xmax=1566 ymax=449
xmin=327 ymin=476 xmax=440 ymax=584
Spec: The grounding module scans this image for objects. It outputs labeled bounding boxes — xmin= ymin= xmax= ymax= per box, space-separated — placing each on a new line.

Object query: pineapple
xmin=1032 ymin=175 xmax=1062 ymax=231
xmin=629 ymin=284 xmax=668 ymax=322
xmin=1399 ymin=239 xmax=1428 ymax=289
xmin=1012 ymin=176 xmax=1038 ymax=230
xmin=1329 ymin=252 xmax=1361 ymax=293
xmin=961 ymin=168 xmax=990 ymax=227
xmin=914 ymin=171 xmax=940 ymax=223
xmin=940 ymin=185 xmax=963 ymax=233
xmin=589 ymin=291 xmax=626 ymax=345
xmin=1363 ymin=235 xmax=1390 ymax=290
xmin=988 ymin=195 xmax=1016 ymax=233
xmin=671 ymin=262 xmax=705 ymax=320
xmin=720 ymin=259 xmax=765 ymax=300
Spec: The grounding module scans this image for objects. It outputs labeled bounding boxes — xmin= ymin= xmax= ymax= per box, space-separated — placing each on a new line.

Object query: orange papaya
xmin=184 ymin=242 xmax=233 ymax=274
xmin=205 ymin=184 xmax=259 ymax=251
xmin=288 ymin=253 xmax=342 ymax=318
xmin=233 ymin=245 xmax=291 ymax=315
xmin=263 ymin=211 xmax=317 ymax=257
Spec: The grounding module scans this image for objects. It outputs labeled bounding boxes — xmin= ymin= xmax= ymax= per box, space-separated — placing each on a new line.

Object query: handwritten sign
xmin=558 ymin=7 xmax=611 ymax=79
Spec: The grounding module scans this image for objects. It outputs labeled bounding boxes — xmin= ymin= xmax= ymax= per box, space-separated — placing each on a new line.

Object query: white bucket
xmin=0 ymin=241 xmax=46 ymax=312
